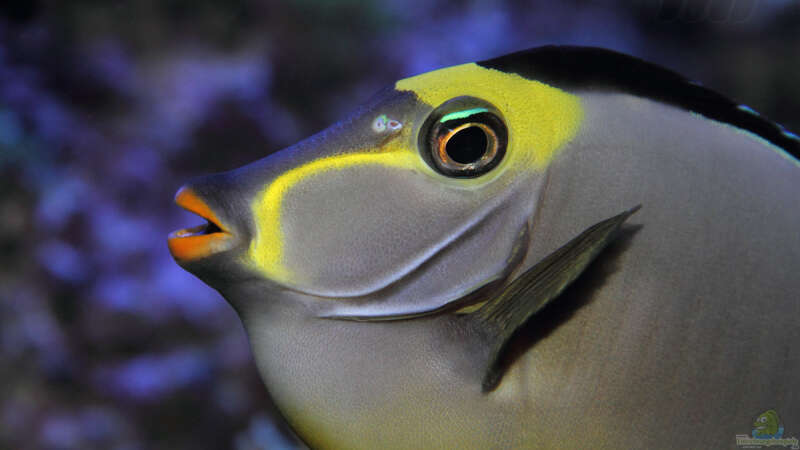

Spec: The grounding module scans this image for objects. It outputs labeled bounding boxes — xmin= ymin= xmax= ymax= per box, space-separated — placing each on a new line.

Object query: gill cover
xmin=244 ymin=63 xmax=584 ymax=318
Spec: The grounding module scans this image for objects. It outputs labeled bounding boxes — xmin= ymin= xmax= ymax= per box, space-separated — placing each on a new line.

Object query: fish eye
xmin=420 ymin=96 xmax=507 ymax=178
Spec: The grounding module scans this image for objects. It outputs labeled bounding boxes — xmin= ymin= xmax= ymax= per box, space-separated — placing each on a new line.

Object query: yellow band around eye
xmin=396 ymin=62 xmax=583 ymax=169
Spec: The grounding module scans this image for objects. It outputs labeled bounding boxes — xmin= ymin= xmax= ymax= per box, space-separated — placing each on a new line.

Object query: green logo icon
xmin=736 ymin=410 xmax=799 ymax=449
xmin=753 ymin=410 xmax=783 ymax=439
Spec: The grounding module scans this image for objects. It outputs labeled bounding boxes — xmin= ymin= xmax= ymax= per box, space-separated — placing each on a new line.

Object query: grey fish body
xmin=169 ymin=47 xmax=800 ymax=449
xmin=512 ymin=92 xmax=800 ymax=448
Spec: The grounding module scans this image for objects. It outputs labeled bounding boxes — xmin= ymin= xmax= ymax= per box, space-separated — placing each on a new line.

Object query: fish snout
xmin=168 ymin=179 xmax=245 ymax=263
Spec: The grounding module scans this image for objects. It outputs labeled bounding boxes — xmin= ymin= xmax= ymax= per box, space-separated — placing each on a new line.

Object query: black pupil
xmin=446 ymin=125 xmax=487 ymax=164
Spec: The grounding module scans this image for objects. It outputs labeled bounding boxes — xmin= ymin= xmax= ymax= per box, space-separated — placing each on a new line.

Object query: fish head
xmin=168 ymin=62 xmax=584 ymax=319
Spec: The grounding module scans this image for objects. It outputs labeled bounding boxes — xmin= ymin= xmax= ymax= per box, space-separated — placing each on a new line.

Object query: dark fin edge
xmin=479 ymin=46 xmax=800 ymax=161
xmin=471 ymin=205 xmax=641 ymax=392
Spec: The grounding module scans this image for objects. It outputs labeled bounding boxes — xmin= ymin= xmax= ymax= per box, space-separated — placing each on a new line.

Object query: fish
xmin=167 ymin=46 xmax=800 ymax=449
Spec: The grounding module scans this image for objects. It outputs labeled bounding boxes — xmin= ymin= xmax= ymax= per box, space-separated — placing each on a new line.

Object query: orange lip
xmin=168 ymin=186 xmax=234 ymax=261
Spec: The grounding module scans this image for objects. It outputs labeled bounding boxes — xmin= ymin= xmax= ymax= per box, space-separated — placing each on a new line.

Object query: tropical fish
xmin=167 ymin=46 xmax=800 ymax=449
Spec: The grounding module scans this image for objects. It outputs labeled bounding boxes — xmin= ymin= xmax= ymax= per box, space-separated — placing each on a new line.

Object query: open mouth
xmin=167 ymin=186 xmax=234 ymax=261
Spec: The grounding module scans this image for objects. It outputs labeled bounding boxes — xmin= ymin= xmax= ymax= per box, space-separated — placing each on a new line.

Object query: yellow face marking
xmin=248 ymin=135 xmax=421 ymax=284
xmin=396 ymin=62 xmax=583 ymax=169
xmin=247 ymin=63 xmax=583 ymax=283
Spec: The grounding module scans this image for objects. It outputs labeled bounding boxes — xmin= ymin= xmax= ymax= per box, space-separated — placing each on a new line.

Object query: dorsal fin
xmin=470 ymin=205 xmax=641 ymax=392
xmin=479 ymin=46 xmax=800 ymax=161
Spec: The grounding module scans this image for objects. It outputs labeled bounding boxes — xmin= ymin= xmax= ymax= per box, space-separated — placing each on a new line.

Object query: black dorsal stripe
xmin=478 ymin=46 xmax=800 ymax=160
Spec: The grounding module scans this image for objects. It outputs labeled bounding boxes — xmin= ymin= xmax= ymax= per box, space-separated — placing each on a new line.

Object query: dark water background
xmin=1 ymin=1 xmax=797 ymax=448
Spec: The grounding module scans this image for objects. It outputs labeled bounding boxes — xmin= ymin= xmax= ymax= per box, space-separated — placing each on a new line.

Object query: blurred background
xmin=0 ymin=0 xmax=797 ymax=448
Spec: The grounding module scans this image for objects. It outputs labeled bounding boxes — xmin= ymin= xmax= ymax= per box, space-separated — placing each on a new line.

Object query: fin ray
xmin=473 ymin=205 xmax=641 ymax=392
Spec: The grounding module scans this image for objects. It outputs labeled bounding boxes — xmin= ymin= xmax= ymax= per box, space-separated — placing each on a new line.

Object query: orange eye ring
xmin=420 ymin=96 xmax=507 ymax=178
xmin=435 ymin=122 xmax=500 ymax=173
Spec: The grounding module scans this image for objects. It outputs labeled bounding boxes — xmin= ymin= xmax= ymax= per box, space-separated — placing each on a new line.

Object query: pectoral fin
xmin=472 ymin=205 xmax=641 ymax=392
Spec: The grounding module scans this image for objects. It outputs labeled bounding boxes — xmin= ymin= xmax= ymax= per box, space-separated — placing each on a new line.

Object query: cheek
xmin=280 ymin=166 xmax=481 ymax=296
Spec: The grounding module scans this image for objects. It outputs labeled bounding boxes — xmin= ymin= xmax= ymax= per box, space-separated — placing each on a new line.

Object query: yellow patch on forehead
xmin=396 ymin=62 xmax=582 ymax=168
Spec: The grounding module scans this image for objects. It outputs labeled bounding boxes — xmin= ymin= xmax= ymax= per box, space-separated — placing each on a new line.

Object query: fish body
xmin=168 ymin=47 xmax=800 ymax=449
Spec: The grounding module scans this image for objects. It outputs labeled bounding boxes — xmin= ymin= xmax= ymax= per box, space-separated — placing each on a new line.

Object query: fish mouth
xmin=168 ymin=186 xmax=235 ymax=262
